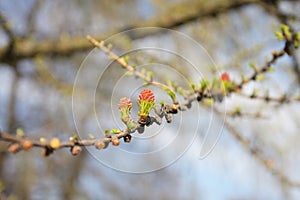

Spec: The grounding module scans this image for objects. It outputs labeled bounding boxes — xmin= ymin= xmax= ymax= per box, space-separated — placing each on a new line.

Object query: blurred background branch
xmin=0 ymin=0 xmax=260 ymax=63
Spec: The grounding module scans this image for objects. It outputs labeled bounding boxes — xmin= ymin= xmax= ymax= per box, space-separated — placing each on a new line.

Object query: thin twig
xmin=237 ymin=92 xmax=300 ymax=103
xmin=0 ymin=12 xmax=14 ymax=39
xmin=86 ymin=35 xmax=174 ymax=93
xmin=225 ymin=122 xmax=300 ymax=188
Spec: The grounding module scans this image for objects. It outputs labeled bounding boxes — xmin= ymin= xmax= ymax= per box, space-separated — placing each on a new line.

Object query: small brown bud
xmin=22 ymin=140 xmax=33 ymax=151
xmin=39 ymin=137 xmax=47 ymax=144
xmin=178 ymin=105 xmax=187 ymax=111
xmin=111 ymin=136 xmax=120 ymax=146
xmin=266 ymin=159 xmax=275 ymax=169
xmin=138 ymin=115 xmax=148 ymax=125
xmin=170 ymin=104 xmax=178 ymax=114
xmin=137 ymin=126 xmax=145 ymax=134
xmin=153 ymin=115 xmax=162 ymax=125
xmin=8 ymin=143 xmax=21 ymax=154
xmin=41 ymin=147 xmax=53 ymax=157
xmin=70 ymin=145 xmax=82 ymax=156
xmin=50 ymin=137 xmax=60 ymax=150
xmin=95 ymin=140 xmax=108 ymax=149
xmin=165 ymin=114 xmax=172 ymax=123
xmin=234 ymin=88 xmax=241 ymax=94
xmin=105 ymin=130 xmax=111 ymax=138
xmin=123 ymin=135 xmax=132 ymax=143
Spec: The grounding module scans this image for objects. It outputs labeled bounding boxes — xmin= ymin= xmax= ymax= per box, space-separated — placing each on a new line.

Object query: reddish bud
xmin=119 ymin=98 xmax=133 ymax=123
xmin=118 ymin=97 xmax=132 ymax=110
xmin=138 ymin=89 xmax=155 ymax=103
xmin=22 ymin=140 xmax=33 ymax=151
xmin=138 ymin=89 xmax=156 ymax=118
xmin=111 ymin=136 xmax=120 ymax=146
xmin=8 ymin=143 xmax=21 ymax=154
xmin=221 ymin=73 xmax=230 ymax=82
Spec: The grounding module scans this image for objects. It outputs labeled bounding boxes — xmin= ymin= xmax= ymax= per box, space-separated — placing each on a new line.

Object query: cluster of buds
xmin=7 ymin=129 xmax=34 ymax=153
xmin=118 ymin=89 xmax=156 ymax=126
xmin=7 ymin=90 xmax=156 ymax=156
xmin=220 ymin=72 xmax=236 ymax=95
xmin=137 ymin=89 xmax=156 ymax=124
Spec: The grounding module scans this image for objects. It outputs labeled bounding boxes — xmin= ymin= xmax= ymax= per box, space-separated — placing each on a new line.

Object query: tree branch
xmin=0 ymin=0 xmax=260 ymax=63
xmin=1 ymin=25 xmax=298 ymax=157
xmin=86 ymin=35 xmax=175 ymax=98
xmin=0 ymin=12 xmax=14 ymax=40
xmin=0 ymin=12 xmax=16 ymax=64
xmin=225 ymin=122 xmax=300 ymax=188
